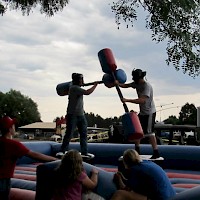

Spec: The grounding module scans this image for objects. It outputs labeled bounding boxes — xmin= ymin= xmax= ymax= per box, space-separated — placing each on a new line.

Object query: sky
xmin=1 ymin=0 xmax=200 ymax=124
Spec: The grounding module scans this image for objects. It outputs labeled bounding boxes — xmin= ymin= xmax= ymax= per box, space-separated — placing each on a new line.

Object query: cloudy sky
xmin=1 ymin=0 xmax=200 ymax=123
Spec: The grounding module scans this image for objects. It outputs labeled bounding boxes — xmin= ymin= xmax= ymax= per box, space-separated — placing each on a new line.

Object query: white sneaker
xmin=56 ymin=152 xmax=64 ymax=158
xmin=81 ymin=153 xmax=95 ymax=159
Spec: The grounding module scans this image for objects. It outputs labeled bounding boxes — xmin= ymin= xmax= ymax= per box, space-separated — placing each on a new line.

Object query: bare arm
xmin=115 ymin=80 xmax=132 ymax=88
xmin=113 ymin=171 xmax=132 ymax=191
xmin=26 ymin=150 xmax=58 ymax=162
xmin=113 ymin=172 xmax=126 ymax=189
xmin=82 ymin=168 xmax=99 ymax=189
xmin=83 ymin=82 xmax=98 ymax=95
xmin=122 ymin=95 xmax=148 ymax=105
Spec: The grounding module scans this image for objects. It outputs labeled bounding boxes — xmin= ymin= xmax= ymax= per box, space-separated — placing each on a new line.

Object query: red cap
xmin=0 ymin=116 xmax=16 ymax=130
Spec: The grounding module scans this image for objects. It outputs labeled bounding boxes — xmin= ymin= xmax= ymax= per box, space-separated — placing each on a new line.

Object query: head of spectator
xmin=0 ymin=116 xmax=16 ymax=136
xmin=123 ymin=149 xmax=142 ymax=169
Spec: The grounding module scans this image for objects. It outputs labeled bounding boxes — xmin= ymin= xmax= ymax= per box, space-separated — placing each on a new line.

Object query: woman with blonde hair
xmin=51 ymin=149 xmax=99 ymax=200
xmin=111 ymin=149 xmax=175 ymax=200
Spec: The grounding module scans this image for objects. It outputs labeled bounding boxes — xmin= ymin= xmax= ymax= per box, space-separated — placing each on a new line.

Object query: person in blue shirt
xmin=111 ymin=149 xmax=176 ymax=200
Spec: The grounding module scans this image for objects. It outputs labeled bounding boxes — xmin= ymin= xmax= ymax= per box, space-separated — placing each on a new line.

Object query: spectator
xmin=52 ymin=149 xmax=100 ymax=200
xmin=0 ymin=116 xmax=58 ymax=200
xmin=111 ymin=149 xmax=175 ymax=200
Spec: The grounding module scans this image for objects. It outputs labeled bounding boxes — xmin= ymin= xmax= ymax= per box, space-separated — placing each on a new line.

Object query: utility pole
xmin=157 ymin=103 xmax=174 ymax=122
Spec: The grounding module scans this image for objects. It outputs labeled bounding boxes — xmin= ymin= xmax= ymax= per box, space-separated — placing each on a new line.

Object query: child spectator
xmin=0 ymin=116 xmax=57 ymax=200
xmin=52 ymin=149 xmax=100 ymax=200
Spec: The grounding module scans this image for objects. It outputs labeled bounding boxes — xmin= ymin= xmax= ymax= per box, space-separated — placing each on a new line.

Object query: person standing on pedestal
xmin=59 ymin=73 xmax=98 ymax=157
xmin=116 ymin=69 xmax=159 ymax=159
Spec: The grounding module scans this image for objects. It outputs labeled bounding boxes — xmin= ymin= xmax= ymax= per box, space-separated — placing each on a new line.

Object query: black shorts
xmin=138 ymin=112 xmax=156 ymax=136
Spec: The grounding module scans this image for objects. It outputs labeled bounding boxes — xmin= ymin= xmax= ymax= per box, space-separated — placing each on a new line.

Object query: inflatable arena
xmin=9 ymin=141 xmax=200 ymax=200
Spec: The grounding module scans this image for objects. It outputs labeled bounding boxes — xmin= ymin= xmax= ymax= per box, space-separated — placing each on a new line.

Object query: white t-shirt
xmin=131 ymin=81 xmax=156 ymax=115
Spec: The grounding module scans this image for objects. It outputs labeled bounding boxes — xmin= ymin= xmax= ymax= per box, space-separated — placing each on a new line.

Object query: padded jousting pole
xmin=98 ymin=48 xmax=129 ymax=113
xmin=98 ymin=48 xmax=144 ymax=140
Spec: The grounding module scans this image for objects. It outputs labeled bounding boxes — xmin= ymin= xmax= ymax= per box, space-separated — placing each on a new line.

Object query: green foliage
xmin=179 ymin=102 xmax=197 ymax=125
xmin=111 ymin=0 xmax=200 ymax=77
xmin=54 ymin=113 xmax=121 ymax=128
xmin=0 ymin=89 xmax=41 ymax=127
xmin=163 ymin=103 xmax=197 ymax=125
xmin=163 ymin=115 xmax=179 ymax=125
xmin=85 ymin=112 xmax=121 ymax=128
xmin=1 ymin=0 xmax=199 ymax=77
xmin=0 ymin=0 xmax=69 ymax=16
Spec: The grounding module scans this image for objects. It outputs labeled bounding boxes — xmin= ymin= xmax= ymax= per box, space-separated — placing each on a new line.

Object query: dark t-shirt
xmin=67 ymin=85 xmax=86 ymax=116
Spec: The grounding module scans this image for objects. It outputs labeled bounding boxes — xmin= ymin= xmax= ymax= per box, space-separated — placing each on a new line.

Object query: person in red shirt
xmin=0 ymin=116 xmax=58 ymax=200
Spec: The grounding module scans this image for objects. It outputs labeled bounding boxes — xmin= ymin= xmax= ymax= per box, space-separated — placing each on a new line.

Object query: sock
xmin=153 ymin=149 xmax=160 ymax=157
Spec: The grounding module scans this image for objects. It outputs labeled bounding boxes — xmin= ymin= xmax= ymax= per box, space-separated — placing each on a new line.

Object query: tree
xmin=179 ymin=102 xmax=197 ymax=125
xmin=85 ymin=112 xmax=121 ymax=128
xmin=111 ymin=0 xmax=200 ymax=77
xmin=163 ymin=115 xmax=179 ymax=125
xmin=0 ymin=89 xmax=41 ymax=127
xmin=0 ymin=0 xmax=69 ymax=16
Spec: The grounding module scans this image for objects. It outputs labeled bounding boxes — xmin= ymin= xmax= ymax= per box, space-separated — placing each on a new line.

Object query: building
xmin=18 ymin=122 xmax=66 ymax=139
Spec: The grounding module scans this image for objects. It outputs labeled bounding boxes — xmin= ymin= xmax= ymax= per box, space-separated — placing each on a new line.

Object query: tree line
xmin=163 ymin=103 xmax=197 ymax=125
xmin=0 ymin=89 xmax=198 ymax=128
xmin=86 ymin=102 xmax=198 ymax=127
